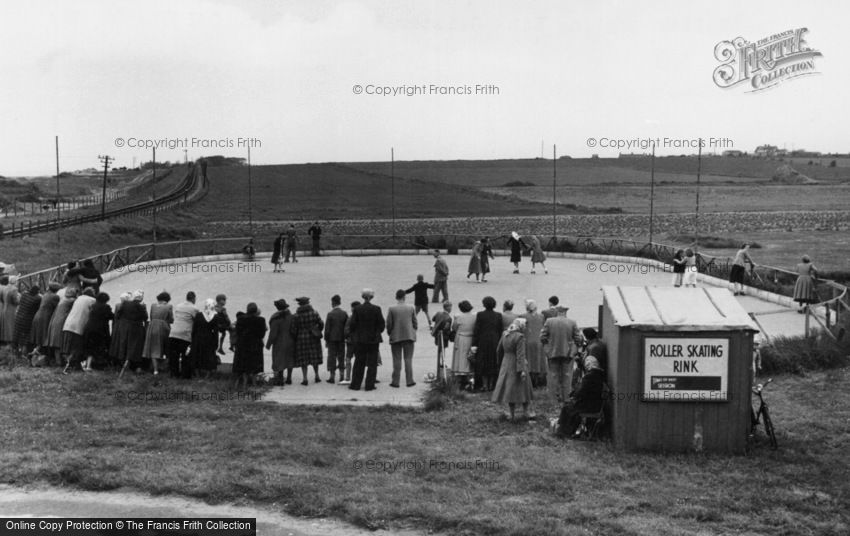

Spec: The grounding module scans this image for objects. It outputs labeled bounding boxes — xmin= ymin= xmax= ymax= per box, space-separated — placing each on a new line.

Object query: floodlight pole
xmin=247 ymin=144 xmax=253 ymax=237
xmin=552 ymin=144 xmax=557 ymax=240
xmin=55 ymin=136 xmax=60 ymax=246
xmin=694 ymin=139 xmax=702 ymax=252
xmin=152 ymin=147 xmax=157 ymax=245
xmin=391 ymin=147 xmax=396 ymax=238
xmin=649 ymin=143 xmax=655 ymax=245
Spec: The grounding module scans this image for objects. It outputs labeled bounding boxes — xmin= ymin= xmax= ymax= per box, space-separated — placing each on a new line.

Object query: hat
xmin=295 ymin=296 xmax=310 ymax=305
xmin=556 ymin=305 xmax=569 ymax=312
xmin=274 ymin=298 xmax=289 ymax=310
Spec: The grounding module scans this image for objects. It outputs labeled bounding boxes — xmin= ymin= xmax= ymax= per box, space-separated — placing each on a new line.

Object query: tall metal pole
xmin=247 ymin=144 xmax=253 ymax=237
xmin=98 ymin=155 xmax=111 ymax=220
xmin=552 ymin=144 xmax=557 ymax=239
xmin=694 ymin=139 xmax=702 ymax=251
xmin=649 ymin=142 xmax=655 ymax=245
xmin=391 ymin=147 xmax=395 ymax=238
xmin=152 ymin=148 xmax=157 ymax=244
xmin=55 ymin=136 xmax=60 ymax=246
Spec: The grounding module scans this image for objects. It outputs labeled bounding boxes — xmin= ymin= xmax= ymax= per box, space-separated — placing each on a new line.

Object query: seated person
xmin=557 ymin=356 xmax=605 ymax=438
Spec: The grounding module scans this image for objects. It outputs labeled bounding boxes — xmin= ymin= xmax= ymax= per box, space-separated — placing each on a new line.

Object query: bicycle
xmin=750 ymin=378 xmax=778 ymax=449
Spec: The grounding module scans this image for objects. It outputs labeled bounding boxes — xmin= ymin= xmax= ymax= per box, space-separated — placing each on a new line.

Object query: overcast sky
xmin=0 ymin=0 xmax=842 ymax=175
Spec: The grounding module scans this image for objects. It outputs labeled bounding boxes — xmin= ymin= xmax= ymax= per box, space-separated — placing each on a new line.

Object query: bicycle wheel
xmin=762 ymin=405 xmax=778 ymax=449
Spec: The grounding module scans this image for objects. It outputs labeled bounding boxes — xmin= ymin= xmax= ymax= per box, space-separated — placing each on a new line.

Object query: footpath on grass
xmin=0 ymin=486 xmax=426 ymax=536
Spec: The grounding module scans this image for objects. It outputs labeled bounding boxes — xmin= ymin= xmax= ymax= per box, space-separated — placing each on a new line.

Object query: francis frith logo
xmin=713 ymin=28 xmax=822 ymax=92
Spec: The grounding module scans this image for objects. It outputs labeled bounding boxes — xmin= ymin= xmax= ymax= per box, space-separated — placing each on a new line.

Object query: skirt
xmin=451 ymin=334 xmax=473 ymax=374
xmin=793 ymin=275 xmax=818 ymax=304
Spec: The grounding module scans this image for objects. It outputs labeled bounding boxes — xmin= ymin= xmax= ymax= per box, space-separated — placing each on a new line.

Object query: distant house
xmin=722 ymin=150 xmax=744 ymax=157
xmin=754 ymin=145 xmax=778 ymax=157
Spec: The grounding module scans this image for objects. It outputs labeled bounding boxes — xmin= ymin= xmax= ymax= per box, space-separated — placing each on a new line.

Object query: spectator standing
xmin=793 ymin=255 xmax=819 ymax=313
xmin=671 ymin=249 xmax=686 ymax=287
xmin=582 ymin=327 xmax=608 ymax=373
xmin=404 ymin=274 xmax=434 ymax=329
xmin=62 ymin=288 xmax=96 ymax=372
xmin=431 ymin=250 xmax=449 ymax=303
xmin=14 ymin=286 xmax=42 ymax=357
xmin=450 ymin=300 xmax=475 ymax=387
xmin=541 ymin=296 xmax=560 ymax=321
xmin=540 ymin=305 xmax=584 ymax=405
xmin=0 ymin=275 xmax=20 ymax=346
xmin=521 ymin=299 xmax=547 ymax=388
xmin=730 ymin=244 xmax=755 ymax=296
xmin=492 ymin=318 xmax=534 ymax=421
xmin=308 ymin=221 xmax=322 ymax=256
xmin=191 ymin=298 xmax=221 ymax=379
xmin=386 ymin=289 xmax=418 ymax=388
xmin=291 ymin=296 xmax=324 ymax=385
xmin=47 ymin=288 xmax=77 ymax=366
xmin=471 ymin=296 xmax=502 ymax=391
xmin=168 ymin=291 xmax=198 ymax=379
xmin=324 ymin=294 xmax=349 ymax=383
xmin=683 ymin=248 xmax=698 ymax=287
xmin=114 ymin=290 xmax=149 ymax=373
xmin=83 ymin=292 xmax=114 ymax=369
xmin=30 ymin=282 xmax=62 ymax=361
xmin=266 ymin=299 xmax=295 ymax=385
xmin=431 ymin=300 xmax=453 ymax=378
xmin=142 ymin=291 xmax=173 ymax=375
xmin=232 ymin=302 xmax=267 ymax=388
xmin=501 ymin=299 xmax=518 ymax=330
xmin=339 ymin=300 xmax=361 ymax=385
xmin=214 ymin=294 xmax=232 ymax=355
xmin=348 ymin=289 xmax=385 ymax=391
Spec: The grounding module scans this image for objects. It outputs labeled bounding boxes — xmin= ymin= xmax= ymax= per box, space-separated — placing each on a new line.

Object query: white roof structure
xmin=602 ymin=286 xmax=759 ymax=332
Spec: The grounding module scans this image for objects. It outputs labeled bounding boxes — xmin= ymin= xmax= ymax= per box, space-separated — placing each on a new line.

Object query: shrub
xmin=759 ymin=320 xmax=850 ymax=374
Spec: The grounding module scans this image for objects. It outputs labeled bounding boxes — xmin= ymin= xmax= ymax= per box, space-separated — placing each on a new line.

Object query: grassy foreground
xmin=1 ymin=364 xmax=848 ymax=536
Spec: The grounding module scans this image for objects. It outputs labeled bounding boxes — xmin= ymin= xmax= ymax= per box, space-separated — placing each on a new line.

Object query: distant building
xmin=722 ymin=150 xmax=744 ymax=157
xmin=591 ymin=154 xmax=599 ymax=159
xmin=754 ymin=145 xmax=778 ymax=158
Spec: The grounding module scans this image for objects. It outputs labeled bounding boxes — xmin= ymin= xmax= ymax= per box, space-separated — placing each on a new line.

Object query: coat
xmin=472 ymin=309 xmax=502 ymax=377
xmin=191 ymin=311 xmax=220 ymax=372
xmin=348 ymin=301 xmax=385 ymax=345
xmin=84 ymin=302 xmax=114 ymax=364
xmin=31 ymin=290 xmax=60 ymax=347
xmin=324 ymin=307 xmax=349 ymax=343
xmin=47 ymin=297 xmax=75 ymax=349
xmin=232 ymin=312 xmax=267 ymax=374
xmin=540 ymin=316 xmax=583 ymax=359
xmin=267 ymin=309 xmax=295 ymax=371
xmin=109 ymin=300 xmax=148 ymax=364
xmin=290 ymin=304 xmax=324 ymax=366
xmin=386 ymin=303 xmax=417 ymax=344
xmin=491 ymin=330 xmax=533 ymax=404
xmin=0 ymin=283 xmax=20 ymax=343
xmin=14 ymin=291 xmax=42 ymax=346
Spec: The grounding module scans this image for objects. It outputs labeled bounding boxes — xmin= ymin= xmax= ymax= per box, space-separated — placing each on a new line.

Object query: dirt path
xmin=0 ymin=485 xmax=426 ymax=536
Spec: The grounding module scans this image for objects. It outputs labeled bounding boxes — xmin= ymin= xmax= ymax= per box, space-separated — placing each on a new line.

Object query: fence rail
xmin=0 ymin=164 xmax=205 ymax=239
xmin=15 ymin=232 xmax=847 ymax=335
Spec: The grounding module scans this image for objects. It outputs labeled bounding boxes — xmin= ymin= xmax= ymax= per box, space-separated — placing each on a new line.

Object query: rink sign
xmin=643 ymin=338 xmax=729 ymax=401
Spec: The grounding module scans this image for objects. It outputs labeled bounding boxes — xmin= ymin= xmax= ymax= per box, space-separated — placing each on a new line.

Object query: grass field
xmin=1 ymin=365 xmax=847 ymax=536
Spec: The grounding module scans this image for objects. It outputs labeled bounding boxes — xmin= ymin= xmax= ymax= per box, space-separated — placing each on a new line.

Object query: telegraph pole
xmin=98 ymin=154 xmax=112 ymax=219
xmin=152 ymin=148 xmax=157 ymax=244
xmin=391 ymin=147 xmax=395 ymax=238
xmin=552 ymin=144 xmax=557 ymax=239
xmin=247 ymin=144 xmax=253 ymax=237
xmin=694 ymin=139 xmax=702 ymax=251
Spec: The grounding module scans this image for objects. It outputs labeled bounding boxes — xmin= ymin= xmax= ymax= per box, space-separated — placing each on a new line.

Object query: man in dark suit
xmin=348 ymin=288 xmax=385 ymax=391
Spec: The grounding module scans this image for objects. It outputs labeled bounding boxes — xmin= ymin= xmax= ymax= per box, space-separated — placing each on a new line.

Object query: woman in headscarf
xmin=191 ymin=298 xmax=221 ymax=378
xmin=529 ymin=235 xmax=548 ymax=274
xmin=520 ymin=299 xmax=546 ymax=388
xmin=83 ymin=292 xmax=114 ymax=369
xmin=467 ymin=240 xmax=482 ymax=282
xmin=30 ymin=282 xmax=62 ymax=364
xmin=14 ymin=285 xmax=42 ymax=357
xmin=557 ymin=356 xmax=605 ymax=438
xmin=232 ymin=302 xmax=267 ymax=388
xmin=506 ymin=232 xmax=524 ymax=274
xmin=471 ymin=296 xmax=502 ymax=391
xmin=450 ymin=300 xmax=476 ymax=389
xmin=492 ymin=317 xmax=533 ymax=421
xmin=47 ymin=287 xmax=77 ymax=367
xmin=793 ymin=255 xmax=819 ymax=313
xmin=266 ymin=298 xmax=295 ymax=386
xmin=112 ymin=290 xmax=149 ymax=373
xmin=290 ymin=296 xmax=324 ymax=385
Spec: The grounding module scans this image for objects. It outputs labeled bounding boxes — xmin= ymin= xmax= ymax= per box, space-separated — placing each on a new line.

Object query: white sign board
xmin=643 ymin=338 xmax=729 ymax=402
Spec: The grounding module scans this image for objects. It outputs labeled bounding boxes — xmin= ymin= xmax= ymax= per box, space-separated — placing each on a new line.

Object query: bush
xmin=502 ymin=181 xmax=536 ymax=187
xmin=759 ymin=320 xmax=850 ymax=374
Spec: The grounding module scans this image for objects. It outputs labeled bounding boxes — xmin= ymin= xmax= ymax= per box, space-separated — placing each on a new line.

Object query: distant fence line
xmin=15 ymin=233 xmax=847 ymax=334
xmin=0 ymin=164 xmax=205 ymax=239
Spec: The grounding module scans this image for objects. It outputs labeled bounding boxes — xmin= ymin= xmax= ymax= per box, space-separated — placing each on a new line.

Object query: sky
xmin=0 ymin=0 xmax=844 ymax=176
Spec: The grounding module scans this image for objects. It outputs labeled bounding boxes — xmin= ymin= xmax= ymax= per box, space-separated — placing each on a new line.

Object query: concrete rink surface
xmin=101 ymin=254 xmax=809 ymax=406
